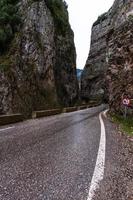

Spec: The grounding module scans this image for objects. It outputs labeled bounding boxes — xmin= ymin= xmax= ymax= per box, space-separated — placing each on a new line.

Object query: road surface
xmin=0 ymin=105 xmax=132 ymax=200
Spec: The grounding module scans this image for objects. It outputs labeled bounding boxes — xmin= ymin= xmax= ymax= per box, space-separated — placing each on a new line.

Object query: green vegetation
xmin=45 ymin=0 xmax=69 ymax=35
xmin=0 ymin=55 xmax=12 ymax=71
xmin=0 ymin=0 xmax=21 ymax=54
xmin=0 ymin=32 xmax=20 ymax=71
xmin=93 ymin=12 xmax=108 ymax=26
xmin=128 ymin=14 xmax=133 ymax=21
xmin=111 ymin=114 xmax=133 ymax=136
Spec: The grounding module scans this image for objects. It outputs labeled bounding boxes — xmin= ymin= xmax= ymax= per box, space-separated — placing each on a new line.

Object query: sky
xmin=65 ymin=0 xmax=115 ymax=69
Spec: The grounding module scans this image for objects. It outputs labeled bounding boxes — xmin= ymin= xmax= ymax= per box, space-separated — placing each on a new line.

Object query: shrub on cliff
xmin=0 ymin=0 xmax=21 ymax=54
xmin=93 ymin=12 xmax=108 ymax=27
xmin=128 ymin=14 xmax=133 ymax=21
xmin=45 ymin=0 xmax=69 ymax=35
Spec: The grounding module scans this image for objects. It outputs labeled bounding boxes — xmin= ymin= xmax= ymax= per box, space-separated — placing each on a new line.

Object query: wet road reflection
xmin=0 ymin=105 xmax=105 ymax=200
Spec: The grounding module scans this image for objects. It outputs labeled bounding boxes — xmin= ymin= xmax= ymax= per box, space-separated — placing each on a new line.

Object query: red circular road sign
xmin=122 ymin=98 xmax=130 ymax=106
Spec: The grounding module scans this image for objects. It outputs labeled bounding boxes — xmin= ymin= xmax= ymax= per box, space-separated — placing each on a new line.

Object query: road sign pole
xmin=124 ymin=106 xmax=127 ymax=119
xmin=122 ymin=97 xmax=131 ymax=119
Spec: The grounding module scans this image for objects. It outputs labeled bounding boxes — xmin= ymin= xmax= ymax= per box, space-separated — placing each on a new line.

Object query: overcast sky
xmin=65 ymin=0 xmax=115 ymax=69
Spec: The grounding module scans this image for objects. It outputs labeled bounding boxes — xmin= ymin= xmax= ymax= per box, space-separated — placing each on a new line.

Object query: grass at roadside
xmin=111 ymin=114 xmax=133 ymax=136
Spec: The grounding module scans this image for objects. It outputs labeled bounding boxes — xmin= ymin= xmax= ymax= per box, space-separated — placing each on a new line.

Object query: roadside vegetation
xmin=111 ymin=114 xmax=133 ymax=136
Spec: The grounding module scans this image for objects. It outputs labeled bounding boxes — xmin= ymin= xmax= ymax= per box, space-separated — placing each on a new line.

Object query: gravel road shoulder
xmin=93 ymin=115 xmax=133 ymax=200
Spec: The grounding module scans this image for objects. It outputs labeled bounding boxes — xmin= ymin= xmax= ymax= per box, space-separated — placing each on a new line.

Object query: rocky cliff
xmin=107 ymin=19 xmax=133 ymax=113
xmin=81 ymin=11 xmax=110 ymax=102
xmin=81 ymin=0 xmax=133 ymax=113
xmin=0 ymin=0 xmax=78 ymax=117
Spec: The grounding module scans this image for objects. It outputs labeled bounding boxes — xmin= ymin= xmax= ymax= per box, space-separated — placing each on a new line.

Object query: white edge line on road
xmin=103 ymin=109 xmax=109 ymax=118
xmin=0 ymin=126 xmax=14 ymax=132
xmin=87 ymin=110 xmax=107 ymax=200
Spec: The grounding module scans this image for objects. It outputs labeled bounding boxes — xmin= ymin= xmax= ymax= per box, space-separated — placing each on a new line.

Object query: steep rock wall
xmin=81 ymin=11 xmax=110 ymax=101
xmin=107 ymin=20 xmax=133 ymax=113
xmin=81 ymin=0 xmax=133 ymax=112
xmin=0 ymin=0 xmax=78 ymax=116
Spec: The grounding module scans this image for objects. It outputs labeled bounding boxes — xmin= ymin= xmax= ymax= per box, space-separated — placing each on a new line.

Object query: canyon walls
xmin=0 ymin=0 xmax=78 ymax=117
xmin=81 ymin=0 xmax=133 ymax=113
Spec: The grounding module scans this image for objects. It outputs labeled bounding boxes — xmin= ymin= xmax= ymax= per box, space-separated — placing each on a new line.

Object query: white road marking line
xmin=103 ymin=109 xmax=109 ymax=118
xmin=0 ymin=126 xmax=14 ymax=132
xmin=87 ymin=110 xmax=107 ymax=200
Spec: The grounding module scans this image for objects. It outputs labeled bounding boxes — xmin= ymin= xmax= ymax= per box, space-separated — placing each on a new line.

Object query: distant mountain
xmin=76 ymin=69 xmax=83 ymax=81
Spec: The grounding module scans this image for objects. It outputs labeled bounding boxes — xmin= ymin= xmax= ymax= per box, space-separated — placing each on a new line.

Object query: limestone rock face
xmin=107 ymin=20 xmax=133 ymax=113
xmin=81 ymin=0 xmax=133 ymax=112
xmin=0 ymin=0 xmax=78 ymax=116
xmin=54 ymin=24 xmax=78 ymax=106
xmin=81 ymin=12 xmax=110 ymax=101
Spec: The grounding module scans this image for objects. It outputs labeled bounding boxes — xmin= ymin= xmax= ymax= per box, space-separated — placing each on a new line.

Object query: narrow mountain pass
xmin=0 ymin=105 xmax=106 ymax=200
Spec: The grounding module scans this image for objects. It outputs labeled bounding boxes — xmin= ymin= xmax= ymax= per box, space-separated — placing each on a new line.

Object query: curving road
xmin=0 ymin=105 xmax=106 ymax=200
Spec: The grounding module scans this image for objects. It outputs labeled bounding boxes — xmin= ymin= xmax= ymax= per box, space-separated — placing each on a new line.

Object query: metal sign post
xmin=124 ymin=106 xmax=127 ymax=119
xmin=122 ymin=98 xmax=130 ymax=119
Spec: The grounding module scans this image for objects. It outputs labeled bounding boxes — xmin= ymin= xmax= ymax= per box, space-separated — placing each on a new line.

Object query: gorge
xmin=0 ymin=0 xmax=133 ymax=117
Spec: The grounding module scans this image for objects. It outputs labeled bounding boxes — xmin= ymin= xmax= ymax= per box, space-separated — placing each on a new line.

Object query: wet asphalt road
xmin=0 ymin=105 xmax=105 ymax=200
xmin=93 ymin=114 xmax=133 ymax=200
